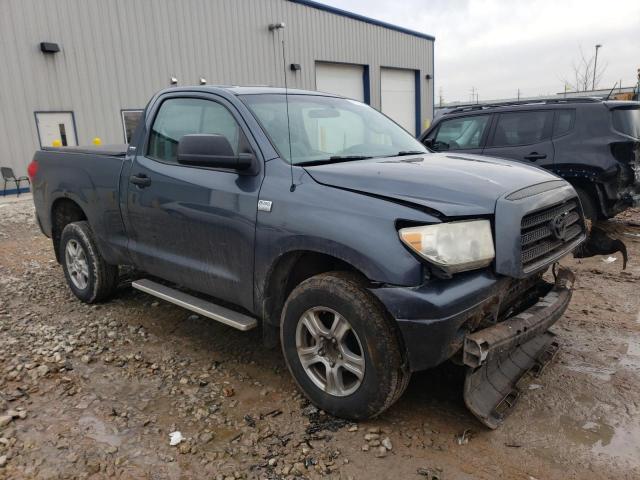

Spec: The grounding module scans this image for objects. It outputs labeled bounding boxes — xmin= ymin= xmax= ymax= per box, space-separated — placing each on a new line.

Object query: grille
xmin=520 ymin=199 xmax=584 ymax=272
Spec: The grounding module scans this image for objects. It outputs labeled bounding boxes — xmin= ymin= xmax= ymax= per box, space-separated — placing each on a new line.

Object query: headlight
xmin=399 ymin=220 xmax=495 ymax=274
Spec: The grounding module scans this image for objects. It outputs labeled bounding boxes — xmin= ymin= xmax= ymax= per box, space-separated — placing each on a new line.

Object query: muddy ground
xmin=0 ymin=195 xmax=639 ymax=480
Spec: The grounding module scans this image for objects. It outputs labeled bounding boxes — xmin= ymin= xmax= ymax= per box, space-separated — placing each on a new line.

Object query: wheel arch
xmin=51 ymin=197 xmax=88 ymax=262
xmin=260 ymin=250 xmax=371 ymax=330
xmin=564 ymin=178 xmax=607 ymax=218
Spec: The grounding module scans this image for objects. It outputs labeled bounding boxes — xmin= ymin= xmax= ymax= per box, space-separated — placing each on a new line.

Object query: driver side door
xmin=124 ymin=94 xmax=263 ymax=311
xmin=423 ymin=114 xmax=492 ymax=155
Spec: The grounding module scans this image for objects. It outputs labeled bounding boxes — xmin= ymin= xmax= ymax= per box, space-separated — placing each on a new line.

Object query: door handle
xmin=524 ymin=152 xmax=547 ymax=161
xmin=130 ymin=174 xmax=151 ymax=187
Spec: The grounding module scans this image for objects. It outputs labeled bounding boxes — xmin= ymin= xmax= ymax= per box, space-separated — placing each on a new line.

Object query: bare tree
xmin=563 ymin=46 xmax=607 ymax=92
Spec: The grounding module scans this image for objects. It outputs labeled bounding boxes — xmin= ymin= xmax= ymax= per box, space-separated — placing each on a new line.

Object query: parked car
xmin=29 ymin=86 xmax=586 ymax=428
xmin=420 ymin=98 xmax=640 ymax=221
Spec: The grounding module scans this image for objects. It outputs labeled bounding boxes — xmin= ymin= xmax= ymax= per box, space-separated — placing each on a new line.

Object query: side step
xmin=132 ymin=279 xmax=257 ymax=331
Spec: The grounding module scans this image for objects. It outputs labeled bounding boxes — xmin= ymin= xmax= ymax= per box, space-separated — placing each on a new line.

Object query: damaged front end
xmin=462 ymin=266 xmax=575 ymax=429
xmin=608 ymin=136 xmax=640 ymax=213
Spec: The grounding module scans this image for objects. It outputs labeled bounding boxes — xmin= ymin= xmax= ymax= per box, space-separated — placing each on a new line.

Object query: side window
xmin=490 ymin=111 xmax=553 ymax=147
xmin=147 ymin=98 xmax=241 ymax=163
xmin=553 ymin=109 xmax=575 ymax=137
xmin=431 ymin=115 xmax=490 ymax=151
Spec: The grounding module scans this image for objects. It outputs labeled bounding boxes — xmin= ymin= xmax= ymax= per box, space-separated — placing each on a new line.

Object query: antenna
xmin=269 ymin=21 xmax=295 ymax=192
xmin=605 ymin=81 xmax=618 ymax=100
xmin=281 ymin=39 xmax=295 ymax=192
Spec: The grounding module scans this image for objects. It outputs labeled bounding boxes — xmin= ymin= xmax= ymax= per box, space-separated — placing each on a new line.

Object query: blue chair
xmin=1 ymin=167 xmax=30 ymax=196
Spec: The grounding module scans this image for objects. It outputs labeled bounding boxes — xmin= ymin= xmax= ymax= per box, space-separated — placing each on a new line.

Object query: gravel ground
xmin=1 ymin=196 xmax=639 ymax=480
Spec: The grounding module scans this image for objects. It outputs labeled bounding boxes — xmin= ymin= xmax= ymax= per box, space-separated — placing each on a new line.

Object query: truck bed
xmin=32 ymin=144 xmax=130 ymax=266
xmin=41 ymin=144 xmax=128 ymax=157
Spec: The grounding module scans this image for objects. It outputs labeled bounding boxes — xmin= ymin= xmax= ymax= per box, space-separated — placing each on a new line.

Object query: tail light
xmin=27 ymin=159 xmax=38 ymax=180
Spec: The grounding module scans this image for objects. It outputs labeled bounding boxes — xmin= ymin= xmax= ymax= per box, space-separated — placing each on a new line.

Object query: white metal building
xmin=0 ymin=0 xmax=435 ymax=188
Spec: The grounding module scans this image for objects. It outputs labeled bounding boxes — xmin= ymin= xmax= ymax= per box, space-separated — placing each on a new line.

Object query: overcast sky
xmin=322 ymin=0 xmax=640 ymax=103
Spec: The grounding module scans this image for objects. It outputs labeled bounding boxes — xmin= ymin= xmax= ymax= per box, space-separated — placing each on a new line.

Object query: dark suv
xmin=421 ymin=98 xmax=640 ymax=220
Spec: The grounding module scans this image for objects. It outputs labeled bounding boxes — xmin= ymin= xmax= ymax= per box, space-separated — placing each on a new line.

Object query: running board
xmin=132 ymin=279 xmax=257 ymax=331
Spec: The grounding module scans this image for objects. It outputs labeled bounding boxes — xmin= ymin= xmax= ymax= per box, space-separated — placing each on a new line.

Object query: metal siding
xmin=0 ymin=0 xmax=433 ymax=177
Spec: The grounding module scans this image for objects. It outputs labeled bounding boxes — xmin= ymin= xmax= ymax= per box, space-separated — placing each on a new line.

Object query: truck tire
xmin=59 ymin=221 xmax=119 ymax=303
xmin=281 ymin=271 xmax=410 ymax=420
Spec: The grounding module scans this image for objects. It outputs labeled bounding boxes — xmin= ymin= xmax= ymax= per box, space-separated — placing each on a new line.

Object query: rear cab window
xmin=426 ymin=115 xmax=490 ymax=151
xmin=612 ymin=108 xmax=640 ymax=139
xmin=489 ymin=110 xmax=553 ymax=147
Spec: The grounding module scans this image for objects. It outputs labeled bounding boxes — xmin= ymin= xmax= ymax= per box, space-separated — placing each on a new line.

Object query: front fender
xmin=253 ymin=160 xmax=440 ymax=312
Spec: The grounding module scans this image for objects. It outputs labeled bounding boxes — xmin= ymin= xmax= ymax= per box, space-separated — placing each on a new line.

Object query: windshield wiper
xmin=329 ymin=155 xmax=373 ymax=160
xmin=394 ymin=150 xmax=426 ymax=156
xmin=297 ymin=155 xmax=373 ymax=166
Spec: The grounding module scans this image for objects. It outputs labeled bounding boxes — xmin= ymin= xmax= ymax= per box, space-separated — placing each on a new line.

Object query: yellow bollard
xmin=92 ymin=137 xmax=102 ymax=145
xmin=52 ymin=139 xmax=62 ymax=147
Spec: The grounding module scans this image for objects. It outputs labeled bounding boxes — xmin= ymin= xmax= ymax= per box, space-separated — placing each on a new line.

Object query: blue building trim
xmin=1 ymin=186 xmax=31 ymax=197
xmin=363 ymin=65 xmax=371 ymax=105
xmin=288 ymin=0 xmax=435 ymax=41
xmin=414 ymin=70 xmax=421 ymax=136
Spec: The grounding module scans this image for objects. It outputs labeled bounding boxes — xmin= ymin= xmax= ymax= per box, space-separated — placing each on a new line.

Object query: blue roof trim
xmin=288 ymin=0 xmax=435 ymax=41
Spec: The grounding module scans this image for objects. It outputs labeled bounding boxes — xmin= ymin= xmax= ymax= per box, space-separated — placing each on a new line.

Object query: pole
xmin=592 ymin=44 xmax=602 ymax=90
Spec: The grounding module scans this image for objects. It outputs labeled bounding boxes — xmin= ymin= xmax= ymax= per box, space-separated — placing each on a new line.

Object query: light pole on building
xmin=592 ymin=44 xmax=602 ymax=91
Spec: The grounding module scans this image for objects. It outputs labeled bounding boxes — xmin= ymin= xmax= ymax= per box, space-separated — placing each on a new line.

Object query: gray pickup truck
xmin=30 ymin=86 xmax=586 ymax=428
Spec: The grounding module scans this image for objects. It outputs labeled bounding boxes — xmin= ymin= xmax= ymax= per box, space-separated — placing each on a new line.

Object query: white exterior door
xmin=315 ymin=62 xmax=365 ymax=102
xmin=381 ymin=68 xmax=416 ymax=135
xmin=35 ymin=112 xmax=77 ymax=147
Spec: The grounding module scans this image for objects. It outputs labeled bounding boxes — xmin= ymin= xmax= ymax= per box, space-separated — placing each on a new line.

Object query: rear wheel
xmin=60 ymin=221 xmax=119 ymax=303
xmin=574 ymin=186 xmax=598 ymax=223
xmin=281 ymin=272 xmax=410 ymax=420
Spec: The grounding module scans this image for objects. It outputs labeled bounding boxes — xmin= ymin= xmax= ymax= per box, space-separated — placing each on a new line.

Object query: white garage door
xmin=381 ymin=68 xmax=416 ymax=135
xmin=315 ymin=62 xmax=365 ymax=102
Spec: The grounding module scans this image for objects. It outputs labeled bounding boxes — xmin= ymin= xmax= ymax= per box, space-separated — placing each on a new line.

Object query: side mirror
xmin=422 ymin=138 xmax=434 ymax=148
xmin=177 ymin=134 xmax=254 ymax=171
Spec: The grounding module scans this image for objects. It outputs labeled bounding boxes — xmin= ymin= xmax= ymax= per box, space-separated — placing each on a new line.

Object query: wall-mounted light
xmin=425 ymin=74 xmax=432 ymax=80
xmin=199 ymin=77 xmax=207 ymax=85
xmin=290 ymin=63 xmax=301 ymax=72
xmin=268 ymin=22 xmax=286 ymax=31
xmin=40 ymin=42 xmax=60 ymax=54
xmin=170 ymin=77 xmax=178 ymax=85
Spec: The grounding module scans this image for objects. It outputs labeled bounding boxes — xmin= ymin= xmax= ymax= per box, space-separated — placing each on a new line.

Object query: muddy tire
xmin=281 ymin=271 xmax=410 ymax=420
xmin=59 ymin=221 xmax=119 ymax=303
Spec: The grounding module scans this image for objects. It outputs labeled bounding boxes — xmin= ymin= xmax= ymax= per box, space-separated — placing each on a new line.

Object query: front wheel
xmin=59 ymin=221 xmax=119 ymax=303
xmin=281 ymin=272 xmax=410 ymax=420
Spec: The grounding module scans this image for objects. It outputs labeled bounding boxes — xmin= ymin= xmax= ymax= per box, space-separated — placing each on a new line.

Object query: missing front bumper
xmin=462 ymin=266 xmax=574 ymax=429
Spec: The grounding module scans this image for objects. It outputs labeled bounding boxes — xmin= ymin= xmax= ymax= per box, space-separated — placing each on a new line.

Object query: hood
xmin=304 ymin=153 xmax=563 ymax=217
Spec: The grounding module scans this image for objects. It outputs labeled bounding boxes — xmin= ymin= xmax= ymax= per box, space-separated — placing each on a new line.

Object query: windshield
xmin=240 ymin=94 xmax=427 ymax=164
xmin=612 ymin=108 xmax=640 ymax=139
